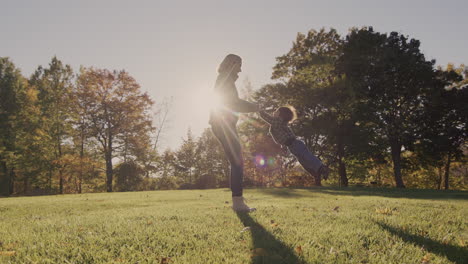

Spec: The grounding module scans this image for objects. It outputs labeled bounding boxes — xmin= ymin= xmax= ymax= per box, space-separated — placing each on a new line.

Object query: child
xmin=258 ymin=106 xmax=329 ymax=182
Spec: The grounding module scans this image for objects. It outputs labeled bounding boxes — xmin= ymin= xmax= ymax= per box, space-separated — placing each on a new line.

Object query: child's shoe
xmin=232 ymin=196 xmax=256 ymax=212
xmin=318 ymin=165 xmax=330 ymax=180
xmin=304 ymin=167 xmax=321 ymax=186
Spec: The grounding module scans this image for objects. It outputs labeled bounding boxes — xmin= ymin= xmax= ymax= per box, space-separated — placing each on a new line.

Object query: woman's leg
xmin=211 ymin=124 xmax=243 ymax=197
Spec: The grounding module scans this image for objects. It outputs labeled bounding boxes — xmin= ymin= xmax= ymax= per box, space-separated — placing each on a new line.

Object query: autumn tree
xmin=76 ymin=67 xmax=154 ymax=192
xmin=262 ymin=28 xmax=360 ymax=186
xmin=194 ymin=128 xmax=228 ymax=188
xmin=29 ymin=57 xmax=74 ymax=194
xmin=0 ymin=58 xmax=31 ymax=196
xmin=173 ymin=129 xmax=198 ymax=186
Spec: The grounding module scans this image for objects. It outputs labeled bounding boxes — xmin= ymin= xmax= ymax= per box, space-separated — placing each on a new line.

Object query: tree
xmin=417 ymin=66 xmax=467 ymax=189
xmin=195 ymin=128 xmax=228 ymax=188
xmin=336 ymin=27 xmax=437 ymax=188
xmin=0 ymin=58 xmax=30 ymax=196
xmin=76 ymin=67 xmax=154 ymax=192
xmin=114 ymin=161 xmax=144 ymax=191
xmin=141 ymin=97 xmax=173 ymax=178
xmin=30 ymin=57 xmax=74 ymax=194
xmin=174 ymin=129 xmax=198 ymax=186
xmin=264 ymin=28 xmax=357 ymax=186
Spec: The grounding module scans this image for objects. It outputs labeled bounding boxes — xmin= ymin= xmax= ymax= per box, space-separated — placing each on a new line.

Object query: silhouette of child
xmin=258 ymin=106 xmax=329 ymax=181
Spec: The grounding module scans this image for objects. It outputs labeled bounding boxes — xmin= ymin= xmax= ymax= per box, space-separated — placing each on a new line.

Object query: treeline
xmin=170 ymin=27 xmax=467 ymax=191
xmin=0 ymin=57 xmax=155 ymax=196
xmin=124 ymin=27 xmax=467 ymax=191
xmin=245 ymin=27 xmax=467 ymax=189
xmin=1 ymin=27 xmax=467 ymax=196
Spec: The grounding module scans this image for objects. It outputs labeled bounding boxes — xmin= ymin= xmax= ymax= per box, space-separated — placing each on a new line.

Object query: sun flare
xmin=188 ymin=85 xmax=221 ymax=122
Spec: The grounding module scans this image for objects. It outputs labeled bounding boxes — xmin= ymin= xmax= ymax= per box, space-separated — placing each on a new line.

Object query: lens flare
xmin=255 ymin=155 xmax=266 ymax=167
xmin=267 ymin=157 xmax=275 ymax=166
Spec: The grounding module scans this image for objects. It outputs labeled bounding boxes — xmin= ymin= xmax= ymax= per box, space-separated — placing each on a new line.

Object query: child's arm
xmin=258 ymin=110 xmax=278 ymax=124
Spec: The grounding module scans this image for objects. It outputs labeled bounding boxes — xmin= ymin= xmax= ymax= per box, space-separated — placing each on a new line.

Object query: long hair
xmin=217 ymin=54 xmax=242 ymax=75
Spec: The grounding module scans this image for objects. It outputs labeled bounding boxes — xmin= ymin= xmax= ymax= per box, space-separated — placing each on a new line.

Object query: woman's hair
xmin=278 ymin=106 xmax=297 ymax=123
xmin=217 ymin=54 xmax=242 ymax=74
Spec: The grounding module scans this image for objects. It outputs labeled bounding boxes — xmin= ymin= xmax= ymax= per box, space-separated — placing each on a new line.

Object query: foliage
xmin=114 ymin=161 xmax=145 ymax=192
xmin=76 ymin=67 xmax=154 ymax=192
xmin=336 ymin=27 xmax=445 ymax=188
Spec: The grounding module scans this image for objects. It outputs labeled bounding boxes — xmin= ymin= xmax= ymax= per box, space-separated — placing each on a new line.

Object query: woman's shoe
xmin=232 ymin=196 xmax=256 ymax=212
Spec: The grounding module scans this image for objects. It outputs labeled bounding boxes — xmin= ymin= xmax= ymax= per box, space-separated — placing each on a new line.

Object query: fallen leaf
xmin=421 ymin=253 xmax=431 ymax=264
xmin=333 ymin=206 xmax=340 ymax=211
xmin=251 ymin=248 xmax=267 ymax=257
xmin=0 ymin=251 xmax=16 ymax=256
xmin=375 ymin=207 xmax=395 ymax=215
xmin=224 ymin=201 xmax=229 ymax=204
xmin=147 ymin=221 xmax=153 ymax=225
xmin=295 ymin=245 xmax=303 ymax=255
xmin=2 ymin=242 xmax=16 ymax=250
xmin=270 ymin=223 xmax=279 ymax=227
xmin=160 ymin=257 xmax=171 ymax=264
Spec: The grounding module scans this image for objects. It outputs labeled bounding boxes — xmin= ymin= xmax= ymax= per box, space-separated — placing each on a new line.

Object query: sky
xmin=1 ymin=0 xmax=467 ymax=150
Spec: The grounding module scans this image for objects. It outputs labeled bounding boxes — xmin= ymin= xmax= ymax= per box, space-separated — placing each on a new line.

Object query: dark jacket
xmin=209 ymin=73 xmax=257 ymax=127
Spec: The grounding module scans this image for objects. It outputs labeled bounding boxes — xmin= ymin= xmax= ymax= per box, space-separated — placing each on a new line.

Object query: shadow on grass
xmin=258 ymin=187 xmax=468 ymax=201
xmin=255 ymin=188 xmax=305 ymax=199
xmin=375 ymin=221 xmax=467 ymax=264
xmin=235 ymin=212 xmax=305 ymax=264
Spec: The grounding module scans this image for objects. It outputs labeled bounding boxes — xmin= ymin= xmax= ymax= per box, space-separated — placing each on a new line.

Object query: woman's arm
xmin=224 ymin=97 xmax=259 ymax=113
xmin=258 ymin=110 xmax=279 ymax=125
xmin=215 ymin=78 xmax=259 ymax=113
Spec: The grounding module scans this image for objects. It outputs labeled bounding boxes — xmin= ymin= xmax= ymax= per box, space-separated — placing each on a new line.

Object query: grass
xmin=0 ymin=187 xmax=467 ymax=264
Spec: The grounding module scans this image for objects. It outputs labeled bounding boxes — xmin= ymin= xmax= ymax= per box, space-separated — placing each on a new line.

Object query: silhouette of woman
xmin=209 ymin=54 xmax=258 ymax=212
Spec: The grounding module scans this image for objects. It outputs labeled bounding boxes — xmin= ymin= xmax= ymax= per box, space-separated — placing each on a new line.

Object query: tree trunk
xmin=336 ymin=126 xmax=348 ymax=187
xmin=9 ymin=168 xmax=14 ymax=195
xmin=9 ymin=169 xmax=14 ymax=195
xmin=444 ymin=153 xmax=451 ymax=190
xmin=390 ymin=140 xmax=405 ymax=188
xmin=106 ymin=154 xmax=113 ymax=192
xmin=337 ymin=139 xmax=348 ymax=187
xmin=78 ymin=131 xmax=85 ymax=194
xmin=0 ymin=161 xmax=10 ymax=196
xmin=106 ymin=135 xmax=113 ymax=192
xmin=23 ymin=174 xmax=29 ymax=195
xmin=59 ymin=172 xmax=63 ymax=194
xmin=48 ymin=168 xmax=53 ymax=192
xmin=437 ymin=166 xmax=443 ymax=190
xmin=338 ymin=159 xmax=348 ymax=187
xmin=58 ymin=136 xmax=63 ymax=194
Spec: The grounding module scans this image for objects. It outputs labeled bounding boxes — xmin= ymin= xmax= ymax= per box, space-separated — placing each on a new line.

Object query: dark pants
xmin=287 ymin=139 xmax=323 ymax=174
xmin=211 ymin=122 xmax=243 ymax=197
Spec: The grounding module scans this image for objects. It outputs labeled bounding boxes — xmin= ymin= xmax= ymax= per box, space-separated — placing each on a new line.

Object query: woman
xmin=209 ymin=54 xmax=259 ymax=212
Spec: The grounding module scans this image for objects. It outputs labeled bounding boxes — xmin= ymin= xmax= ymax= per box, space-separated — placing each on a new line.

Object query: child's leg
xmin=288 ymin=139 xmax=323 ymax=174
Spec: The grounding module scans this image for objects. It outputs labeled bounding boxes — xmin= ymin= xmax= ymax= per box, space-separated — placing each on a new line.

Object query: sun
xmin=188 ymin=85 xmax=221 ymax=123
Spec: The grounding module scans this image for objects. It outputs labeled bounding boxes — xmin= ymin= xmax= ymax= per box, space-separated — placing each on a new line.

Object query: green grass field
xmin=0 ymin=187 xmax=467 ymax=264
